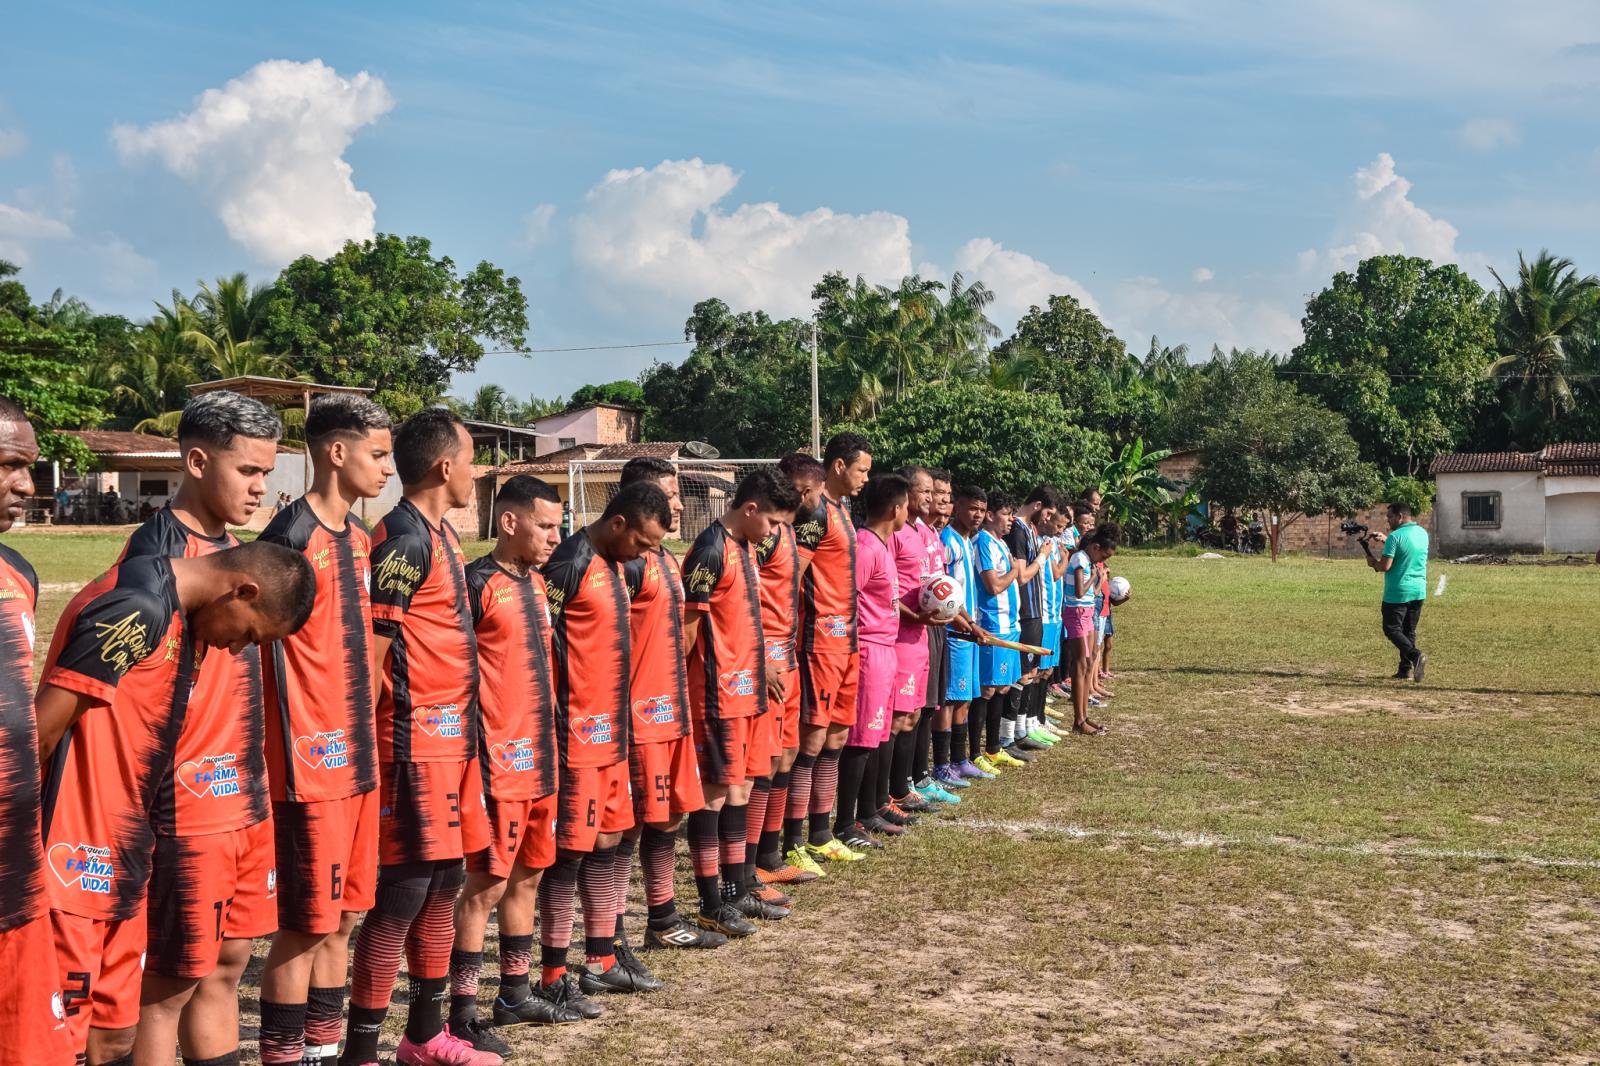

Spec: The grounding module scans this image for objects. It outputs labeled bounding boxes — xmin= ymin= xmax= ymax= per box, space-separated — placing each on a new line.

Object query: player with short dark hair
xmin=682 ymin=470 xmax=796 ymax=936
xmin=123 ymin=390 xmax=286 ymax=1066
xmin=886 ymin=467 xmax=951 ymax=813
xmin=530 ymin=481 xmax=669 ymax=1021
xmin=972 ymin=491 xmax=1023 ymax=775
xmin=257 ymin=394 xmax=394 ymax=1066
xmin=1004 ymin=486 xmax=1059 ymax=758
xmin=38 ymin=543 xmax=313 ymax=1065
xmin=937 ymin=486 xmax=991 ymax=787
xmin=0 ymin=401 xmax=73 ymax=1064
xmin=342 ymin=409 xmax=501 ymax=1066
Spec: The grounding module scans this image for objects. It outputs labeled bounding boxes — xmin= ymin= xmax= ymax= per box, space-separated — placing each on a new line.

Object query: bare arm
xmin=681 ymin=609 xmax=703 ymax=655
xmin=370 ymin=633 xmax=393 ymax=710
xmin=36 ymin=685 xmax=96 ymax=764
xmin=980 ymin=566 xmax=1017 ymax=595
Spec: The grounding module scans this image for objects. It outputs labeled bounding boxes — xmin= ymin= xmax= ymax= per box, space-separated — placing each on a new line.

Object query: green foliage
xmin=1289 ymin=255 xmax=1496 ymax=476
xmin=568 ymin=379 xmax=645 ymax=410
xmin=1160 ymin=346 xmax=1284 ymax=450
xmin=1098 ymin=437 xmax=1177 ymax=542
xmin=1483 ymin=250 xmax=1600 ymax=444
xmin=1383 ymin=475 xmax=1436 ymax=516
xmin=0 ymin=319 xmax=108 ymax=467
xmin=1195 ymin=378 xmax=1381 ymax=559
xmin=852 ymin=380 xmax=1111 ymax=498
xmin=263 ymin=234 xmax=528 ymax=414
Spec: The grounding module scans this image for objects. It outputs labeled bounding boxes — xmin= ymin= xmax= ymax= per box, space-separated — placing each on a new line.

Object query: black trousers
xmin=1381 ymin=599 xmax=1423 ymax=673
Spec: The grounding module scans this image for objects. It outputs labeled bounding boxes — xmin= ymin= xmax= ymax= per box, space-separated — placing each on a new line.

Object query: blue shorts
xmin=1103 ymin=611 xmax=1115 ymax=638
xmin=979 ymin=637 xmax=1021 ymax=689
xmin=946 ymin=637 xmax=978 ymax=702
xmin=1039 ymin=621 xmax=1061 ymax=669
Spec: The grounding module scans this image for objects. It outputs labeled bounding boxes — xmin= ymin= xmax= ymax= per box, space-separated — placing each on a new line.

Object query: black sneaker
xmin=840 ymin=822 xmax=882 ymax=850
xmin=731 ymin=892 xmax=790 ymax=921
xmin=643 ymin=914 xmax=727 ymax=949
xmin=449 ymin=1017 xmax=513 ymax=1056
xmin=492 ymin=982 xmax=586 ymax=1026
xmin=579 ymin=960 xmax=653 ymax=995
xmin=692 ymin=903 xmax=757 ymax=938
xmin=877 ymin=803 xmax=917 ymax=827
xmin=1412 ymin=653 xmax=1426 ymax=684
xmin=1003 ymin=744 xmax=1037 ymax=764
xmin=1016 ymin=735 xmax=1048 ymax=752
xmin=613 ymin=940 xmax=665 ymax=990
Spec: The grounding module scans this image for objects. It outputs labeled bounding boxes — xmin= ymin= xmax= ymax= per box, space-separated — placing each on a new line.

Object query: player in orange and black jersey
xmin=446 ymin=476 xmax=581 ymax=1043
xmin=528 ymin=482 xmax=669 ymax=1022
xmin=255 ymin=395 xmax=393 ymax=1066
xmin=609 ymin=458 xmax=716 ymax=962
xmin=751 ymin=454 xmax=825 ymax=888
xmin=681 ymin=469 xmax=801 ymax=939
xmin=117 ymin=391 xmax=286 ymax=1066
xmin=36 ymin=542 xmax=315 ymax=1066
xmin=0 ymin=399 xmax=72 ymax=1065
xmin=343 ymin=410 xmax=501 ymax=1066
xmin=787 ymin=433 xmax=873 ymax=867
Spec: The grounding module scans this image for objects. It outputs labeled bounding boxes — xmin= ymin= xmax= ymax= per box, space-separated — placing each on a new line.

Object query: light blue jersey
xmin=1037 ymin=535 xmax=1063 ymax=625
xmin=976 ymin=528 xmax=1019 ymax=636
xmin=1066 ymin=549 xmax=1096 ymax=609
xmin=940 ymin=525 xmax=978 ymax=628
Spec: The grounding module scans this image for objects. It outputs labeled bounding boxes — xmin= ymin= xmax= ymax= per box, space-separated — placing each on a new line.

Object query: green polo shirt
xmin=1381 ymin=521 xmax=1429 ymax=603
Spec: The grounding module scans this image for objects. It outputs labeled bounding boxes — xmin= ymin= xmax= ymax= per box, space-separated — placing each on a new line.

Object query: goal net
xmin=568 ymin=458 xmax=780 ymax=545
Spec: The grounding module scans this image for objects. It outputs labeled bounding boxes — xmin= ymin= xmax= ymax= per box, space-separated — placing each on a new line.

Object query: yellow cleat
xmin=989 ymin=748 xmax=1026 ymax=768
xmin=784 ymin=846 xmax=827 ymax=879
xmin=973 ymin=754 xmax=1002 ymax=775
xmin=805 ymin=838 xmax=866 ymax=863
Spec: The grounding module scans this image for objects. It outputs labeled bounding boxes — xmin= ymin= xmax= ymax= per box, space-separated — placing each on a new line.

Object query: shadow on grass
xmin=1141 ymin=664 xmax=1600 ymax=700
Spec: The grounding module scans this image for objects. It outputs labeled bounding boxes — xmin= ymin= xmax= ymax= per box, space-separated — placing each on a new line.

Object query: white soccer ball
xmin=1109 ymin=575 xmax=1132 ymax=603
xmin=919 ymin=574 xmax=961 ymax=620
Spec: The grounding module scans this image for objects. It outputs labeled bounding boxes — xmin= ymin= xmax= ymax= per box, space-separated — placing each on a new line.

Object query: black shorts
xmin=924 ymin=625 xmax=948 ymax=710
xmin=1018 ymin=617 xmax=1044 ymax=674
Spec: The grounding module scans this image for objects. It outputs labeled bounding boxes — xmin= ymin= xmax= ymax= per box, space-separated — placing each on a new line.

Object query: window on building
xmin=1462 ymin=491 xmax=1500 ymax=529
xmin=137 ymin=479 xmax=170 ymax=497
xmin=558 ymin=437 xmax=577 ymax=449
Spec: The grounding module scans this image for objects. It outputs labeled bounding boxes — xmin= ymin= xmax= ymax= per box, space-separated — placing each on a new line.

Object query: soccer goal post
xmin=567 ymin=458 xmax=781 ymax=545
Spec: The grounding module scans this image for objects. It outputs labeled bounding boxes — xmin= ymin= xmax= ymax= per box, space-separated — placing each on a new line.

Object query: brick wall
xmin=595 ymin=406 xmax=641 ymax=445
xmin=1276 ymin=505 xmax=1433 ymax=556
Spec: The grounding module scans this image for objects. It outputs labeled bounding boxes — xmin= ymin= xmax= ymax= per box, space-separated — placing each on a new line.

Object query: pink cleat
xmin=396 ymin=1027 xmax=504 ymax=1066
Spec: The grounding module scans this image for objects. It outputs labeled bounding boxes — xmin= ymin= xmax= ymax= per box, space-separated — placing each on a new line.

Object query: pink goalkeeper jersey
xmin=892 ymin=520 xmax=933 ymax=648
xmin=855 ymin=527 xmax=900 ymax=648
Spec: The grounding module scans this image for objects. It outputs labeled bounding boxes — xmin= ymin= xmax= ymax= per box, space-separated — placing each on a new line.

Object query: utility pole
xmin=810 ymin=318 xmax=821 ymax=457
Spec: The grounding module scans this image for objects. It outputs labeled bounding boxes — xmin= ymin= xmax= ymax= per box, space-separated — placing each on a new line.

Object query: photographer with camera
xmin=1353 ymin=502 xmax=1430 ymax=682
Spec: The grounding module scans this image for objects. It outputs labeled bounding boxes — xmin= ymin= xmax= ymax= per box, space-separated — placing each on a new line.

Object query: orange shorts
xmin=470 ymin=792 xmax=559 ymax=878
xmin=556 ymin=761 xmax=633 ymax=851
xmin=629 ymin=735 xmax=706 ymax=824
xmin=273 ymin=790 xmax=379 ymax=935
xmin=773 ymin=667 xmax=801 ymax=750
xmin=51 ymin=909 xmax=144 ymax=1050
xmin=378 ymin=759 xmax=491 ymax=866
xmin=0 ymin=913 xmax=71 ymax=1064
xmin=146 ymin=817 xmax=278 ymax=978
xmin=800 ymin=651 xmax=860 ymax=728
xmin=744 ymin=711 xmax=780 ymax=779
xmin=693 ymin=714 xmax=753 ymax=787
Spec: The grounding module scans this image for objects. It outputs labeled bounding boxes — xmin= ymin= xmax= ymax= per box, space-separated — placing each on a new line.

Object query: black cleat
xmin=579 ymin=961 xmax=653 ymax=995
xmin=613 ymin=940 xmax=665 ymax=989
xmin=450 ymin=1017 xmax=513 ymax=1056
xmin=1003 ymin=744 xmax=1037 ymax=763
xmin=1412 ymin=653 xmax=1426 ymax=684
xmin=731 ymin=891 xmax=790 ymax=921
xmin=692 ymin=903 xmax=757 ymax=938
xmin=840 ymin=822 xmax=883 ymax=850
xmin=643 ymin=914 xmax=727 ymax=949
xmin=492 ymin=983 xmax=586 ymax=1026
xmin=535 ymin=972 xmax=602 ymax=1020
xmin=1016 ymin=735 xmax=1048 ymax=752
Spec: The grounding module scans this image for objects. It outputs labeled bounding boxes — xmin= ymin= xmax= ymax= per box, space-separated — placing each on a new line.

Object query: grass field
xmin=9 ymin=531 xmax=1600 ymax=1064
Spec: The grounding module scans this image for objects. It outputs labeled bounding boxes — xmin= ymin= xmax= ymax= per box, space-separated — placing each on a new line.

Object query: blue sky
xmin=4 ymin=1 xmax=1598 ymax=400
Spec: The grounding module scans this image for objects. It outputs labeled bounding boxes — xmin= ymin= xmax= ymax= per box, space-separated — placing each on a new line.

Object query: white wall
xmin=1433 ymin=471 xmax=1546 ymax=554
xmin=239 ymin=453 xmax=406 ymax=531
xmin=1544 ymin=487 xmax=1600 ymax=554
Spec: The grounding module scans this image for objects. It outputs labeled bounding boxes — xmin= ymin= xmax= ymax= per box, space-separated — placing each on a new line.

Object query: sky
xmin=3 ymin=1 xmax=1599 ymax=401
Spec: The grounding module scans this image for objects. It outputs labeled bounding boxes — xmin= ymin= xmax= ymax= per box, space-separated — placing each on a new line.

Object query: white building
xmin=1431 ymin=444 xmax=1600 ymax=555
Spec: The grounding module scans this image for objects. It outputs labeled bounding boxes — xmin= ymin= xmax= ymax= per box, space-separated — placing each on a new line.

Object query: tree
xmin=1097 ymin=437 xmax=1178 ymax=542
xmin=263 ymin=234 xmax=528 ymax=415
xmin=182 ymin=273 xmax=296 ymax=380
xmin=1487 ymin=249 xmax=1600 ymax=436
xmin=1195 ymin=380 xmax=1381 ymax=561
xmin=1160 ymin=346 xmax=1283 ymax=450
xmin=567 ymin=380 xmax=645 ymax=411
xmin=853 ymin=380 xmax=1111 ymax=498
xmin=0 ymin=319 xmax=108 ymax=467
xmin=458 ymin=383 xmax=513 ymax=423
xmin=1289 ymin=254 xmax=1496 ymax=476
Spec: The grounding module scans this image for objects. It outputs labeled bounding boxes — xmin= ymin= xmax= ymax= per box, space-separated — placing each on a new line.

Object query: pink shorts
xmin=1066 ymin=605 xmax=1096 ymax=640
xmin=849 ymin=642 xmax=896 ymax=747
xmin=890 ymin=634 xmax=929 ymax=713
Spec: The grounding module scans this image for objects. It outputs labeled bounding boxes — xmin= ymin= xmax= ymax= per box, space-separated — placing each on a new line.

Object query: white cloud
xmin=90 ymin=236 xmax=158 ymax=294
xmin=524 ymin=203 xmax=556 ymax=245
xmin=1458 ymin=117 xmax=1519 ymax=151
xmin=113 ymin=59 xmax=393 ymax=264
xmin=571 ymin=158 xmax=912 ymax=317
xmin=1110 ymin=275 xmax=1304 ymax=356
xmin=949 ymin=236 xmax=1099 ymax=330
xmin=0 ymin=128 xmax=25 ymax=159
xmin=1300 ymin=153 xmax=1461 ymax=274
xmin=1191 ymin=266 xmax=1214 ymax=283
xmin=0 ymin=202 xmax=72 ymax=265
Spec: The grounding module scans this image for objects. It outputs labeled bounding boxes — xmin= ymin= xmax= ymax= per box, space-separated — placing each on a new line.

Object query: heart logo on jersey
xmin=48 ymin=842 xmax=111 ymax=890
xmin=413 ymin=704 xmax=462 ymax=738
xmin=570 ymin=714 xmax=613 ymax=745
xmin=717 ymin=669 xmax=755 ymax=698
xmin=632 ymin=695 xmax=676 ymax=725
xmin=293 ymin=735 xmax=328 ymax=769
xmin=488 ymin=741 xmax=518 ymax=771
xmin=48 ymin=843 xmax=88 ymax=888
xmin=176 ymin=760 xmax=210 ymax=797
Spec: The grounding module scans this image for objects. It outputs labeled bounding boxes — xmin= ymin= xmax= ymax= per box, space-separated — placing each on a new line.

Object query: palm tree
xmin=461 ymin=383 xmax=513 ymax=423
xmin=1098 ymin=437 xmax=1178 ymax=540
xmin=1488 ymin=250 xmax=1600 ymax=423
xmin=933 ymin=272 xmax=1000 ymax=372
xmin=180 ymin=274 xmax=295 ymax=381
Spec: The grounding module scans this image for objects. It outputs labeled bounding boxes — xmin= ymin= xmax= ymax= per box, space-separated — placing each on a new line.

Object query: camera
xmin=1339 ymin=519 xmax=1369 ymax=538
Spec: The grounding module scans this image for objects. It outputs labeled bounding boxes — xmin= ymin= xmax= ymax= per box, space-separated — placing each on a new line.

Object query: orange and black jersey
xmin=259 ymin=498 xmax=378 ymax=803
xmin=683 ymin=521 xmax=767 ymax=722
xmin=794 ymin=494 xmax=858 ymax=656
xmin=465 ymin=556 xmax=558 ymax=801
xmin=541 ymin=530 xmax=630 ymax=769
xmin=0 ymin=543 xmax=45 ymax=931
xmin=39 ymin=555 xmax=191 ymax=921
xmin=621 ymin=547 xmax=692 ymax=745
xmin=370 ymin=499 xmax=480 ymax=764
xmin=122 ymin=509 xmax=267 ymax=836
xmin=753 ymin=522 xmax=800 ymax=672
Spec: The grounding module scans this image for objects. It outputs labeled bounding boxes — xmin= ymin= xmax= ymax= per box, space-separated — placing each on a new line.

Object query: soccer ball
xmin=1109 ymin=575 xmax=1132 ymax=603
xmin=919 ymin=575 xmax=961 ymax=620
